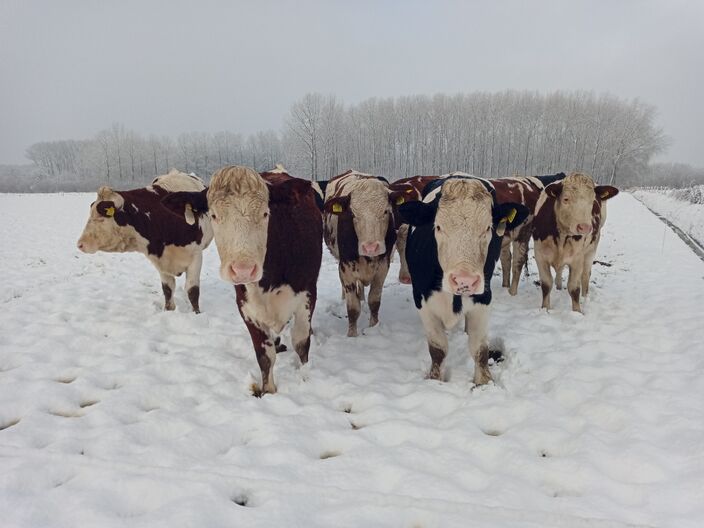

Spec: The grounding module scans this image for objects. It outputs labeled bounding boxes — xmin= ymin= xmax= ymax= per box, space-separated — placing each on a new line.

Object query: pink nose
xmin=77 ymin=241 xmax=86 ymax=252
xmin=449 ymin=271 xmax=482 ymax=295
xmin=229 ymin=262 xmax=257 ymax=283
xmin=361 ymin=241 xmax=380 ymax=255
xmin=399 ymin=274 xmax=412 ymax=284
xmin=576 ymin=223 xmax=592 ymax=234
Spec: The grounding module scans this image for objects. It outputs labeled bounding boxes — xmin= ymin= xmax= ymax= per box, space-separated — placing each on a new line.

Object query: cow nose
xmin=449 ymin=271 xmax=482 ymax=295
xmin=576 ymin=223 xmax=592 ymax=234
xmin=229 ymin=262 xmax=257 ymax=283
xmin=399 ymin=274 xmax=412 ymax=284
xmin=77 ymin=240 xmax=85 ymax=252
xmin=361 ymin=241 xmax=380 ymax=255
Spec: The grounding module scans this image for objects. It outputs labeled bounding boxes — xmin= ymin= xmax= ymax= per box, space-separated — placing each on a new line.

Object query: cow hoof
xmin=192 ymin=307 xmax=201 ymax=314
xmin=368 ymin=317 xmax=379 ymax=327
xmin=502 ymin=282 xmax=510 ymax=288
xmin=508 ymin=288 xmax=518 ymax=296
xmin=347 ymin=328 xmax=358 ymax=337
xmin=251 ymin=383 xmax=277 ymax=397
xmin=472 ymin=368 xmax=492 ymax=386
xmin=165 ymin=304 xmax=176 ymax=311
xmin=426 ymin=367 xmax=442 ymax=381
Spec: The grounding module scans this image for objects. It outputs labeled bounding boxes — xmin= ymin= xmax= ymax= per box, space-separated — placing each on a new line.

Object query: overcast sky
xmin=1 ymin=0 xmax=702 ymax=166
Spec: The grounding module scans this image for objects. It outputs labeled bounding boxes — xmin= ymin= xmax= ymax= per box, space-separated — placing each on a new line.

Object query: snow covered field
xmin=1 ymin=192 xmax=703 ymax=528
xmin=632 ymin=188 xmax=704 ymax=250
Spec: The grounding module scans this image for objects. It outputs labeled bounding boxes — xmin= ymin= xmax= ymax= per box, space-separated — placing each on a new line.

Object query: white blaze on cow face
xmin=77 ymin=187 xmax=136 ymax=254
xmin=349 ymin=178 xmax=391 ymax=257
xmin=434 ymin=179 xmax=494 ymax=296
xmin=207 ymin=166 xmax=270 ymax=285
xmin=549 ymin=173 xmax=597 ymax=236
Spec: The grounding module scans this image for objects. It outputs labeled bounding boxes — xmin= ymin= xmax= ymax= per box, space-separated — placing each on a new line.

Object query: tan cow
xmin=323 ymin=170 xmax=397 ymax=337
xmin=77 ymin=170 xmax=213 ymax=312
xmin=532 ymin=172 xmax=618 ymax=312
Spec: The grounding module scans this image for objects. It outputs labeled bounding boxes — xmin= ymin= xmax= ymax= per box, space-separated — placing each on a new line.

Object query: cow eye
xmin=263 ymin=211 xmax=269 ymax=218
xmin=435 ymin=225 xmax=441 ymax=232
xmin=210 ymin=213 xmax=217 ymax=221
xmin=486 ymin=225 xmax=492 ymax=232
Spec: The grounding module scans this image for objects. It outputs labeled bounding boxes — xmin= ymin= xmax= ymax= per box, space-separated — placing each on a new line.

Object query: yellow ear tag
xmin=600 ymin=190 xmax=610 ymax=199
xmin=332 ymin=203 xmax=343 ymax=214
xmin=405 ymin=188 xmax=414 ymax=194
xmin=105 ymin=206 xmax=115 ymax=217
xmin=505 ymin=208 xmax=517 ymax=223
xmin=395 ymin=196 xmax=405 ymax=205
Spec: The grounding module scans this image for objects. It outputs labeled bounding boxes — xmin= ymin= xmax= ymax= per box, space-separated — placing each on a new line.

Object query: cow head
xmin=77 ymin=186 xmax=133 ymax=253
xmin=545 ymin=173 xmax=618 ymax=236
xmin=325 ymin=177 xmax=393 ymax=257
xmin=400 ymin=178 xmax=528 ymax=296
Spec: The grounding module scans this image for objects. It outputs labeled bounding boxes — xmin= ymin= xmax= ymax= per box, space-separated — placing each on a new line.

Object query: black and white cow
xmin=400 ymin=176 xmax=528 ymax=384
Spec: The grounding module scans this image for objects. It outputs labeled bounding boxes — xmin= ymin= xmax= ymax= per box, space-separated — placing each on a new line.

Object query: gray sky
xmin=1 ymin=0 xmax=703 ymax=166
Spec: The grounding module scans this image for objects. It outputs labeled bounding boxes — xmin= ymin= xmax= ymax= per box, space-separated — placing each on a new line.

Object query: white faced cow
xmin=400 ymin=176 xmax=528 ymax=385
xmin=162 ymin=165 xmax=323 ymax=395
xmin=532 ymin=172 xmax=619 ymax=312
xmin=322 ymin=170 xmax=397 ymax=337
xmin=77 ymin=170 xmax=213 ymax=312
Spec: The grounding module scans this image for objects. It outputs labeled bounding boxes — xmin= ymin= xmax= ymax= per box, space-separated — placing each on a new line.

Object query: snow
xmin=1 ymin=192 xmax=704 ymax=527
xmin=632 ymin=188 xmax=704 ymax=248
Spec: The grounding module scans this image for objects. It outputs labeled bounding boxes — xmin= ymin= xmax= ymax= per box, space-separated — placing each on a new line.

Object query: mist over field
xmin=1 ymin=0 xmax=703 ymax=191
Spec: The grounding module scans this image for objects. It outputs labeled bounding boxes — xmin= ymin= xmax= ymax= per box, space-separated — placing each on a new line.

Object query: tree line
xmin=3 ymin=90 xmax=677 ymax=192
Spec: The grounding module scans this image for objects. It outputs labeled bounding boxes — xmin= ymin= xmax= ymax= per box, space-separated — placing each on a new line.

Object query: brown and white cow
xmin=389 ymin=176 xmax=440 ymax=284
xmin=323 ymin=170 xmax=397 ymax=337
xmin=532 ymin=172 xmax=619 ymax=312
xmin=162 ymin=165 xmax=322 ymax=395
xmin=77 ymin=169 xmax=213 ymax=312
xmin=491 ymin=173 xmax=566 ymax=296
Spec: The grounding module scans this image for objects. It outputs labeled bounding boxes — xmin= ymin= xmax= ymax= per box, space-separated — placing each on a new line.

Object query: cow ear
xmin=545 ymin=182 xmax=563 ymax=199
xmin=96 ymin=200 xmax=117 ymax=218
xmin=494 ymin=203 xmax=529 ymax=236
xmin=375 ymin=176 xmax=390 ymax=185
xmin=399 ymin=200 xmax=435 ymax=227
xmin=389 ymin=190 xmax=408 ymax=206
xmin=161 ymin=189 xmax=208 ymax=225
xmin=595 ymin=185 xmax=619 ymax=201
xmin=324 ymin=195 xmax=351 ymax=215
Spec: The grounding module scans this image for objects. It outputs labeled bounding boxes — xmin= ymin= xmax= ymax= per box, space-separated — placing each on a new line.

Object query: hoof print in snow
xmin=49 ymin=409 xmax=83 ymax=418
xmin=539 ymin=451 xmax=550 ymax=458
xmin=231 ymin=494 xmax=249 ymax=507
xmin=481 ymin=428 xmax=503 ymax=437
xmin=79 ymin=399 xmax=99 ymax=409
xmin=350 ymin=421 xmax=363 ymax=430
xmin=320 ymin=450 xmax=341 ymax=460
xmin=0 ymin=418 xmax=20 ymax=431
xmin=341 ymin=405 xmax=353 ymax=414
xmin=55 ymin=376 xmax=76 ymax=384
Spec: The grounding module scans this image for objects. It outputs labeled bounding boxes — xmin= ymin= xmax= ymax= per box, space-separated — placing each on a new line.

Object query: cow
xmin=490 ymin=173 xmax=566 ymax=295
xmin=161 ymin=165 xmax=322 ymax=395
xmin=399 ymin=176 xmax=529 ymax=385
xmin=388 ymin=176 xmax=440 ymax=284
xmin=532 ymin=172 xmax=619 ymax=313
xmin=76 ymin=169 xmax=213 ymax=313
xmin=322 ymin=170 xmax=397 ymax=337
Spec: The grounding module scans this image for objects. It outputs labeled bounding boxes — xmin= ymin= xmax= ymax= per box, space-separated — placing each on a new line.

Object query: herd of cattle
xmin=77 ymin=166 xmax=619 ymax=394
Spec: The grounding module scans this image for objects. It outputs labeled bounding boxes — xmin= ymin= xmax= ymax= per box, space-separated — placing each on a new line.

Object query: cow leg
xmin=500 ymin=237 xmax=512 ymax=289
xmin=160 ymin=272 xmax=176 ymax=311
xmin=341 ymin=270 xmax=362 ymax=337
xmin=467 ymin=304 xmax=492 ymax=385
xmin=291 ymin=294 xmax=313 ymax=365
xmin=243 ymin=321 xmax=277 ymax=395
xmin=567 ymin=261 xmax=584 ymax=313
xmin=582 ymin=246 xmax=597 ymax=297
xmin=509 ymin=239 xmax=528 ymax=296
xmin=184 ymin=251 xmax=203 ymax=313
xmin=535 ymin=256 xmax=553 ymax=310
xmin=419 ymin=307 xmax=448 ymax=380
xmin=368 ymin=261 xmax=389 ymax=328
xmin=397 ymin=225 xmax=412 ymax=284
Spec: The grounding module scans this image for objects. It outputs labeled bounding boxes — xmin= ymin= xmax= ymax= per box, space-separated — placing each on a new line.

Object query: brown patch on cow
xmin=294 ymin=335 xmax=310 ymax=364
xmin=187 ymin=285 xmax=200 ymax=313
xmin=427 ymin=344 xmax=446 ymax=380
xmin=162 ymin=282 xmax=175 ymax=311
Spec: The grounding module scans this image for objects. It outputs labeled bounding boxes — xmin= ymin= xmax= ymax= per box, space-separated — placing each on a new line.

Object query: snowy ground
xmin=632 ymin=188 xmax=704 ymax=250
xmin=1 ymin=192 xmax=704 ymax=528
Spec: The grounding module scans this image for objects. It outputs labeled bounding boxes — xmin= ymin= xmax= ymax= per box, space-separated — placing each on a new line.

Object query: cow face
xmin=77 ymin=187 xmax=132 ymax=253
xmin=545 ymin=173 xmax=616 ymax=236
xmin=401 ymin=179 xmax=528 ymax=296
xmin=326 ymin=178 xmax=392 ymax=257
xmin=206 ymin=167 xmax=271 ymax=285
